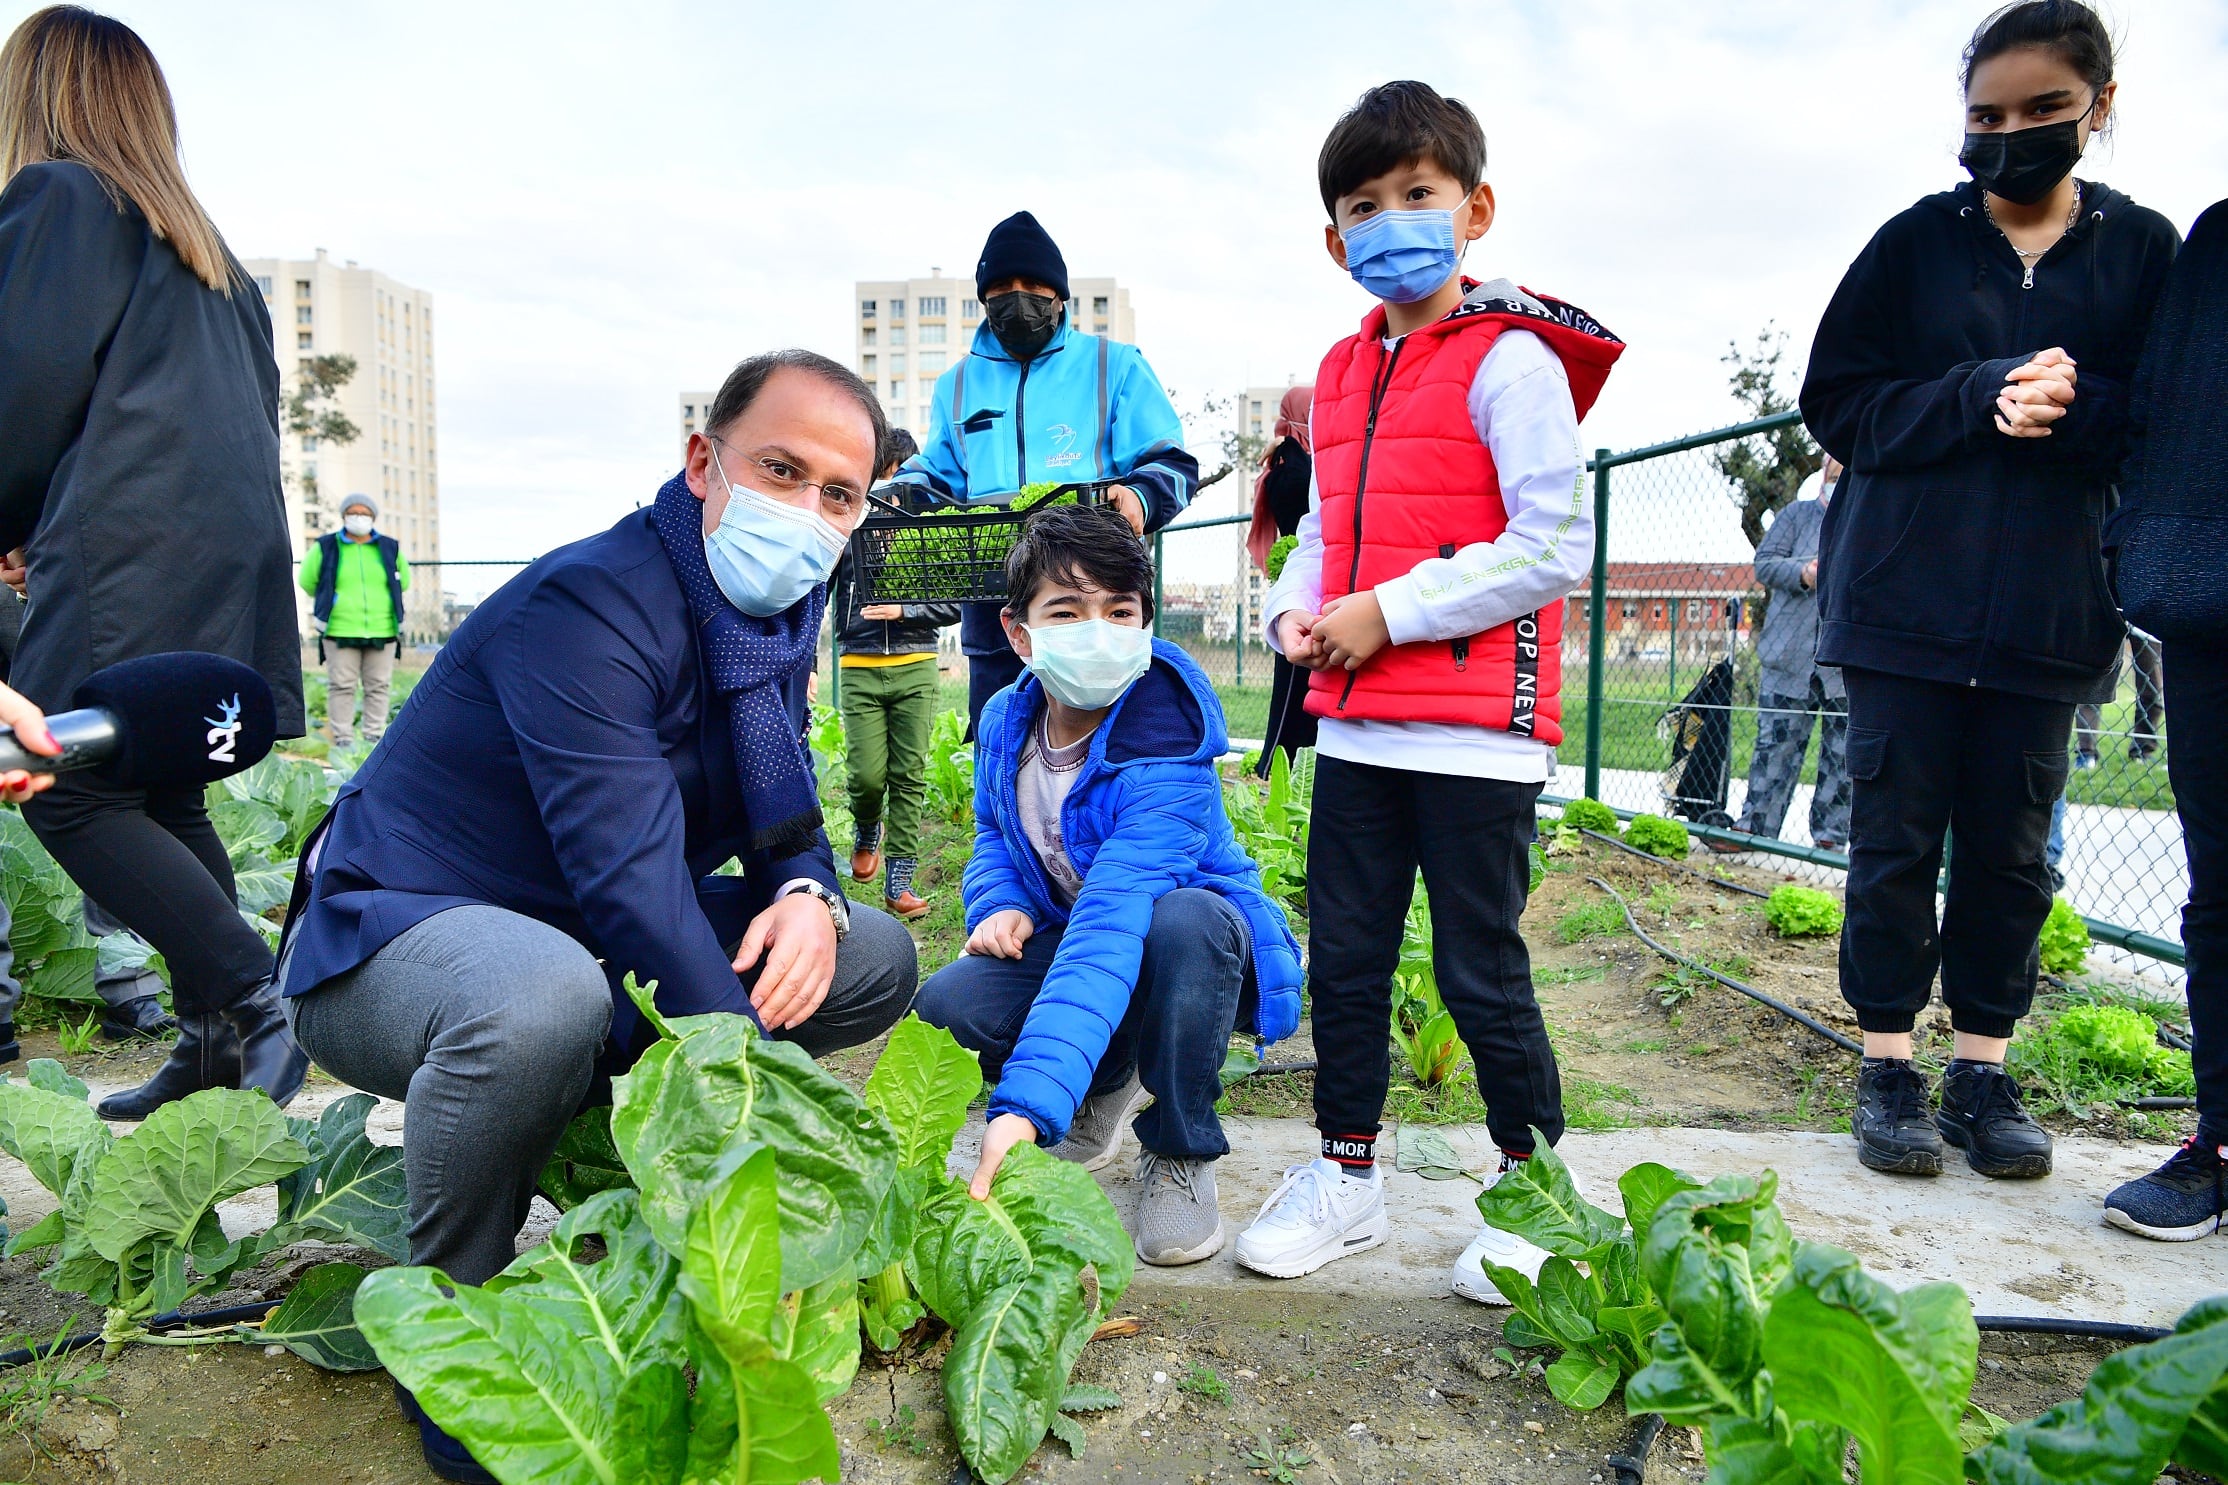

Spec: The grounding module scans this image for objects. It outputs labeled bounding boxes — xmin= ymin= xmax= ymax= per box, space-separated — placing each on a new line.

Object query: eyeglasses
xmin=708 ymin=435 xmax=865 ymax=519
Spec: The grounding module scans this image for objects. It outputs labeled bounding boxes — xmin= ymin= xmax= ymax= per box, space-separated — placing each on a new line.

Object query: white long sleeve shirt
xmin=1263 ymin=326 xmax=1592 ymax=782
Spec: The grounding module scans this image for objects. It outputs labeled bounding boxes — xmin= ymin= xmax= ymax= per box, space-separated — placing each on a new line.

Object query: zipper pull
xmin=2022 ymin=262 xmax=2035 ymax=290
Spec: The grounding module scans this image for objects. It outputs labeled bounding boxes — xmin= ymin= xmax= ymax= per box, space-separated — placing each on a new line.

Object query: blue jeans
xmin=916 ymin=887 xmax=1249 ymax=1159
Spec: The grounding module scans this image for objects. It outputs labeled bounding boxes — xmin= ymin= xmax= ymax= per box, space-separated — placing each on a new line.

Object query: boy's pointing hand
xmin=1313 ymin=591 xmax=1392 ymax=672
xmin=970 ymin=1113 xmax=1039 ymax=1198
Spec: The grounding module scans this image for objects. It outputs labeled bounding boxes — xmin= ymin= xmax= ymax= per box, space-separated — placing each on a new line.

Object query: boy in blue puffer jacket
xmin=916 ymin=506 xmax=1303 ymax=1267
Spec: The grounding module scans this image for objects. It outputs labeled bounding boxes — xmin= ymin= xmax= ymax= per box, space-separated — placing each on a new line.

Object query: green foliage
xmin=1622 ymin=813 xmax=1690 ymax=859
xmin=863 ymin=482 xmax=1082 ymax=604
xmin=1222 ymin=745 xmax=1309 ymax=920
xmin=2010 ymin=1000 xmax=2194 ymax=1104
xmin=1766 ymin=885 xmax=1845 ymax=939
xmin=1712 ymin=324 xmax=1822 ymax=551
xmin=247 ymin=1261 xmax=380 ymax=1371
xmin=537 ymin=1105 xmax=630 ymax=1212
xmin=2046 ymin=1003 xmax=2157 ymax=1077
xmin=1555 ymin=900 xmax=1626 ymax=945
xmin=1559 ymin=797 xmax=1620 ymax=834
xmin=1390 ymin=893 xmax=1466 ymax=1088
xmin=923 ymin=709 xmax=974 ymax=824
xmin=1265 ymin=535 xmax=1298 ymax=582
xmin=2038 ymin=897 xmax=2092 ymax=977
xmin=1178 ymin=1363 xmax=1230 ymax=1403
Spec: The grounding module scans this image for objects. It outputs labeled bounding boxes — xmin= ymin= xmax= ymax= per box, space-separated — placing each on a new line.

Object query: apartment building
xmin=240 ymin=249 xmax=441 ymax=643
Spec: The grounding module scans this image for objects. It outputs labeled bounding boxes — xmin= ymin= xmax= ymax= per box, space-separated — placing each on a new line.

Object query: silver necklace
xmin=1985 ymin=181 xmax=2082 ymax=261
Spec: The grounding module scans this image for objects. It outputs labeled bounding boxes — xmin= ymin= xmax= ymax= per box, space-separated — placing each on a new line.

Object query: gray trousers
xmin=1738 ymin=674 xmax=1851 ymax=845
xmin=325 ymin=642 xmax=397 ymax=750
xmin=289 ymin=900 xmax=917 ymax=1285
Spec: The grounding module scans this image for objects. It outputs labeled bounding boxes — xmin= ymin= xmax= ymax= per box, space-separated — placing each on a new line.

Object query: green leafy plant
xmin=1179 ymin=1362 xmax=1230 ymax=1404
xmin=2038 ymin=896 xmax=2092 ymax=977
xmin=1265 ymin=535 xmax=1298 ymax=582
xmin=1559 ymin=798 xmax=1619 ymax=834
xmin=1223 ymin=745 xmax=1309 ymax=919
xmin=856 ymin=1013 xmax=982 ymax=1352
xmin=1765 ymin=884 xmax=1844 ymax=938
xmin=55 ymin=1008 xmax=100 ymax=1055
xmin=2010 ymin=1001 xmax=2195 ymax=1103
xmin=923 ymin=708 xmax=974 ymax=825
xmin=1622 ymin=813 xmax=1689 ymax=859
xmin=0 ymin=1066 xmax=399 ymax=1362
xmin=0 ymin=1313 xmax=112 ymax=1452
xmin=1554 ymin=900 xmax=1626 ymax=945
xmin=1246 ymin=1427 xmax=1313 ymax=1482
xmin=1390 ymin=895 xmax=1465 ymax=1088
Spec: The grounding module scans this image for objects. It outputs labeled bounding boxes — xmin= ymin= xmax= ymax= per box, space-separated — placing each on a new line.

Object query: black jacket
xmin=1800 ymin=179 xmax=2178 ymax=703
xmin=0 ymin=162 xmax=305 ymax=734
xmin=2110 ymin=197 xmax=2228 ymax=645
xmin=830 ymin=556 xmax=959 ymax=658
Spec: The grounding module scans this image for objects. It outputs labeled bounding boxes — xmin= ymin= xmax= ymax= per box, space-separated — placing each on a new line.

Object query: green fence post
xmin=1234 ymin=587 xmax=1245 ymax=689
xmin=1585 ymin=452 xmax=1610 ymax=803
xmin=1152 ymin=533 xmax=1165 ymax=637
xmin=1667 ymin=593 xmax=1679 ymax=704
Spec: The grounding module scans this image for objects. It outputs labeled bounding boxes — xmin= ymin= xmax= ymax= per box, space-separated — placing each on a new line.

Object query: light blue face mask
xmin=703 ymin=446 xmax=848 ymax=617
xmin=1023 ymin=618 xmax=1153 ymax=710
xmin=1341 ymin=207 xmax=1461 ymax=304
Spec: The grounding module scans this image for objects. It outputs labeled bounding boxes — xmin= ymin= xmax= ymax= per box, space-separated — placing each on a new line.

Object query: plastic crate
xmin=849 ymin=481 xmax=1114 ymax=605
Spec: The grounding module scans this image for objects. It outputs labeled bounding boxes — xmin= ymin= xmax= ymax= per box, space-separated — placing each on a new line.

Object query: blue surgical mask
xmin=1341 ymin=208 xmax=1461 ymax=304
xmin=703 ymin=446 xmax=848 ymax=617
xmin=1023 ymin=619 xmax=1153 ymax=710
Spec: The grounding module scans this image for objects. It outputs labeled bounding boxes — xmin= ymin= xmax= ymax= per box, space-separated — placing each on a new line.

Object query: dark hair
xmin=1003 ymin=504 xmax=1156 ymax=619
xmin=707 ymin=348 xmax=888 ymax=463
xmin=1962 ymin=0 xmax=2115 ymax=95
xmin=878 ymin=425 xmax=919 ymax=478
xmin=1317 ymin=80 xmax=1486 ymax=219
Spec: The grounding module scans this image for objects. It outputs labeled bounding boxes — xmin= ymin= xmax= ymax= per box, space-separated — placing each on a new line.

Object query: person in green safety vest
xmin=300 ymin=493 xmax=411 ymax=752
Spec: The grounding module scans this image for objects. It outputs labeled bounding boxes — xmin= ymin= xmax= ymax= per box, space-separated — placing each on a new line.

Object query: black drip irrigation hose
xmin=0 ymin=1299 xmax=277 ymax=1369
xmin=1976 ymin=1314 xmax=2171 ymax=1344
xmin=1580 ymin=827 xmax=1770 ymax=899
xmin=1251 ymin=1060 xmax=1317 ymax=1077
xmin=1587 ymin=875 xmax=1863 ymax=1054
xmin=1607 ymin=1412 xmax=1665 ymax=1485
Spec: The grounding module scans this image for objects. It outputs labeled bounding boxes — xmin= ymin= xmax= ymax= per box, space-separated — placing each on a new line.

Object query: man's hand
xmin=860 ymin=604 xmax=904 ymax=621
xmin=1107 ymin=485 xmax=1147 ymax=536
xmin=0 ymin=549 xmax=26 ymax=598
xmin=0 ymin=681 xmax=59 ymax=804
xmin=970 ymin=1112 xmax=1039 ymax=1199
xmin=735 ymin=892 xmax=840 ymax=1032
xmin=1276 ymin=610 xmax=1330 ymax=670
xmin=965 ymin=909 xmax=1034 ymax=960
xmin=1802 ymin=560 xmax=1818 ymax=590
xmin=1311 ymin=591 xmax=1393 ymax=672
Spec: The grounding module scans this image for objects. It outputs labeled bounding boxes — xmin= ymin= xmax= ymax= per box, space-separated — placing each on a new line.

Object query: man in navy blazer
xmin=278 ymin=351 xmax=918 ymax=1298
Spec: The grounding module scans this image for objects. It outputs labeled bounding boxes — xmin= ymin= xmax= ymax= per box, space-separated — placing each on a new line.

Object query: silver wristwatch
xmin=789 ymin=880 xmax=851 ymax=942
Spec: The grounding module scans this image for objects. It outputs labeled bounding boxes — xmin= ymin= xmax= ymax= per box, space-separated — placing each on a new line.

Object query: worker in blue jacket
xmin=914 ymin=507 xmax=1301 ymax=1270
xmin=891 ymin=211 xmax=1199 ymax=736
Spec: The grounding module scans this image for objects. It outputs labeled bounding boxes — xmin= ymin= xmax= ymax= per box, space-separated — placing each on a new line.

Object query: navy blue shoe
xmin=395 ymin=1383 xmax=496 ymax=1484
xmin=2105 ymin=1135 xmax=2228 ymax=1242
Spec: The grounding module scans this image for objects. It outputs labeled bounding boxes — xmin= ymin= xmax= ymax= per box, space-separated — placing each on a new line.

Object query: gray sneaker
xmin=1045 ymin=1074 xmax=1152 ymax=1173
xmin=1135 ymin=1153 xmax=1224 ymax=1266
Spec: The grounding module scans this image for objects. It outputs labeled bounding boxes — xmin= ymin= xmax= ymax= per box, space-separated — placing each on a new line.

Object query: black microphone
xmin=0 ymin=653 xmax=277 ymax=788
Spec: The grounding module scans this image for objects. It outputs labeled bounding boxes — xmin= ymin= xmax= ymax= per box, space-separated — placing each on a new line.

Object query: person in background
xmin=1800 ymin=0 xmax=2177 ymax=1181
xmin=2100 ymin=195 xmax=2228 ymax=1240
xmin=891 ymin=211 xmax=1199 ymax=739
xmin=300 ymin=492 xmax=410 ymax=753
xmin=1720 ymin=457 xmax=1849 ymax=851
xmin=836 ymin=428 xmax=957 ymax=919
xmin=916 ymin=506 xmax=1302 ymax=1267
xmin=0 ymin=6 xmax=310 ymax=1120
xmin=2072 ymin=628 xmax=2164 ymax=768
xmin=1246 ymin=385 xmax=1320 ymax=780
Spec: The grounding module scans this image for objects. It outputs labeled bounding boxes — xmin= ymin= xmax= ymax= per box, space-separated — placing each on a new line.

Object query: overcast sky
xmin=16 ymin=0 xmax=2227 ymax=580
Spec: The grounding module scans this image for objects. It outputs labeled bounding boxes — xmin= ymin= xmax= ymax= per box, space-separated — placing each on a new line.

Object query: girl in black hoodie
xmin=1799 ymin=0 xmax=2178 ymax=1182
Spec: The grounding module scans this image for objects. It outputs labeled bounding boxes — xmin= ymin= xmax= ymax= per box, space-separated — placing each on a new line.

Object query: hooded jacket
xmin=965 ymin=639 xmax=1304 ymax=1143
xmin=1800 ymin=179 xmax=2177 ymax=702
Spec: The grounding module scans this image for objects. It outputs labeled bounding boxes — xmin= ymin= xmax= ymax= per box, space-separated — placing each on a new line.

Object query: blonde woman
xmin=0 ymin=6 xmax=307 ymax=1117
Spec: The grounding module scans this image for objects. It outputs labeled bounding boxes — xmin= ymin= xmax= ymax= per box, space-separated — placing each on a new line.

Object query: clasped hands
xmin=1996 ymin=346 xmax=2077 ymax=439
xmin=1276 ymin=590 xmax=1391 ymax=674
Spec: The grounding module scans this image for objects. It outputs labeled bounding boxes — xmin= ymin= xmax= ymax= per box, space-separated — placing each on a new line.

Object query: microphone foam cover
xmin=72 ymin=653 xmax=278 ymax=788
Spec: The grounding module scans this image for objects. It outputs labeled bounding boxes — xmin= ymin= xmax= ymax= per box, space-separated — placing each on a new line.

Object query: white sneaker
xmin=1450 ymin=1155 xmax=1569 ymax=1305
xmin=1233 ymin=1157 xmax=1389 ymax=1278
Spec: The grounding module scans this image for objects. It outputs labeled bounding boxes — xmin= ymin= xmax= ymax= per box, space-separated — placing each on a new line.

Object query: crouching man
xmin=916 ymin=506 xmax=1302 ymax=1266
xmin=276 ymin=351 xmax=917 ymax=1482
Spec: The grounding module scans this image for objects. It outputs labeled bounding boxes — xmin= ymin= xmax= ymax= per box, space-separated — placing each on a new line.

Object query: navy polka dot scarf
xmin=652 ymin=472 xmax=826 ymax=859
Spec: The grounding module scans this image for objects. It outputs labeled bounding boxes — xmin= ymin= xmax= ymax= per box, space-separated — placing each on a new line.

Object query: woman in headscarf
xmin=1248 ymin=384 xmax=1317 ymax=779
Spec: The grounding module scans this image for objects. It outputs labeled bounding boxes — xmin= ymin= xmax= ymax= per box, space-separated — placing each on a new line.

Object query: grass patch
xmin=1564 ymin=1073 xmax=1642 ymax=1131
xmin=1554 ymin=900 xmax=1627 ymax=945
xmin=1536 ymin=964 xmax=1608 ymax=987
xmin=1178 ymin=1364 xmax=1231 ymax=1404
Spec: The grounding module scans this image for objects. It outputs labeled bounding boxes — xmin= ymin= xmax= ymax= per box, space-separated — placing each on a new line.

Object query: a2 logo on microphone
xmin=206 ymin=694 xmax=244 ymax=766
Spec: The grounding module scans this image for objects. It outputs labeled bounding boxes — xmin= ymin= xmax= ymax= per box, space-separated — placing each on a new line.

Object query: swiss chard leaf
xmin=537 ymin=1105 xmax=632 ymax=1212
xmin=944 ymin=1256 xmax=1098 ymax=1485
xmin=772 ymin=1270 xmax=863 ymax=1403
xmin=980 ymin=1143 xmax=1134 ymax=1311
xmin=1616 ymin=1161 xmax=1703 ymax=1255
xmin=487 ymin=1188 xmax=685 ymax=1373
xmin=678 ymin=1143 xmax=785 ymax=1357
xmin=907 ymin=1177 xmax=1032 ymax=1330
xmin=854 ymin=1163 xmax=926 ymax=1280
xmin=861 ymin=1013 xmax=981 ymax=1170
xmin=271 ymin=1092 xmax=407 ymax=1261
xmin=682 ymin=1317 xmax=842 ymax=1485
xmin=1472 ymin=1134 xmax=1623 ymax=1258
xmin=1760 ymin=1242 xmax=1971 ymax=1485
xmin=1544 ymin=1349 xmax=1620 ymax=1411
xmin=249 ymin=1260 xmax=380 ymax=1371
xmin=1639 ymin=1173 xmax=1789 ymax=1390
xmin=84 ymin=1088 xmax=309 ymax=1263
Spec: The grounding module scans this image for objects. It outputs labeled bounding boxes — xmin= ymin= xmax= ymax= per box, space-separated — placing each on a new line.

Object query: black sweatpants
xmin=2164 ymin=642 xmax=2228 ymax=1131
xmin=1307 ymin=755 xmax=1562 ymax=1153
xmin=961 ymin=601 xmax=1024 ymax=744
xmin=1838 ymin=668 xmax=2075 ymax=1039
xmin=22 ymin=771 xmax=273 ymax=1018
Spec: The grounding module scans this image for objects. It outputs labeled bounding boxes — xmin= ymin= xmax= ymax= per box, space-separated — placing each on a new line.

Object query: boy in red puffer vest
xmin=1233 ymin=81 xmax=1623 ymax=1301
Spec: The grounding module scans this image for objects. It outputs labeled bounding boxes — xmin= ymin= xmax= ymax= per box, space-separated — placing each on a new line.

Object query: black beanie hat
xmin=976 ymin=211 xmax=1069 ymax=302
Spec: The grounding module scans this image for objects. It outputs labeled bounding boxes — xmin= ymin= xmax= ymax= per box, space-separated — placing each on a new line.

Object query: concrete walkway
xmin=11 ymin=1079 xmax=2208 ymax=1332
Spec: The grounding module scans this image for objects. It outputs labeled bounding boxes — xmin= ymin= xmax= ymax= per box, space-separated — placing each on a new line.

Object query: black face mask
xmin=983 ymin=290 xmax=1063 ymax=361
xmin=1959 ymin=106 xmax=2091 ymax=206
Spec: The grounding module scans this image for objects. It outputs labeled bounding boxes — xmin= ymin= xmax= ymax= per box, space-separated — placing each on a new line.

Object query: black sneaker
xmin=1855 ymin=1059 xmax=1943 ymax=1175
xmin=395 ymin=1383 xmax=496 ymax=1484
xmin=1937 ymin=1060 xmax=2053 ymax=1179
xmin=2104 ymin=1135 xmax=2228 ymax=1241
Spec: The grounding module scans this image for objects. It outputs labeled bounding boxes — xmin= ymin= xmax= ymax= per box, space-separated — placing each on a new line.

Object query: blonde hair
xmin=0 ymin=6 xmax=233 ymax=292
